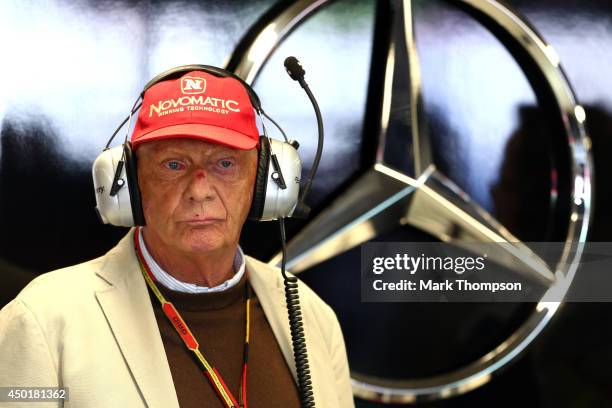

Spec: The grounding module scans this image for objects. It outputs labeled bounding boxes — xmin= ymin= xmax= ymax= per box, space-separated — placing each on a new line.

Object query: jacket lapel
xmin=245 ymin=256 xmax=324 ymax=406
xmin=95 ymin=229 xmax=179 ymax=408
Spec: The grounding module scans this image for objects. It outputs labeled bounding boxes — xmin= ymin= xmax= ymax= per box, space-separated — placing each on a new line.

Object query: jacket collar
xmin=95 ymin=229 xmax=180 ymax=408
xmin=94 ymin=229 xmax=324 ymax=407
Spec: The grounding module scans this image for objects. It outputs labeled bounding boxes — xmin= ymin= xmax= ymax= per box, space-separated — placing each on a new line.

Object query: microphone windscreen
xmin=284 ymin=56 xmax=305 ymax=81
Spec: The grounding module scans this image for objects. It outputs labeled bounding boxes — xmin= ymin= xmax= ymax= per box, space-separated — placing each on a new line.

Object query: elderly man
xmin=0 ymin=68 xmax=354 ymax=407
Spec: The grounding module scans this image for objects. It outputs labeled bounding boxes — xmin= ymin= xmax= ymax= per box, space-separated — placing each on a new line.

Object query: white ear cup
xmin=92 ymin=145 xmax=135 ymax=227
xmin=261 ymin=138 xmax=302 ymax=221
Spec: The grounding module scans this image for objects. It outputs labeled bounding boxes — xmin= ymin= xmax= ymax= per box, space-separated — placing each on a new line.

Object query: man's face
xmin=136 ymin=138 xmax=258 ymax=255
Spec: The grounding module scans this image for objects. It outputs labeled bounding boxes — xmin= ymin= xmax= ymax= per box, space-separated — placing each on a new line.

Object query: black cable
xmin=261 ymin=110 xmax=290 ymax=143
xmin=296 ymin=81 xmax=323 ymax=206
xmin=279 ymin=217 xmax=315 ymax=407
xmin=104 ymin=99 xmax=142 ymax=150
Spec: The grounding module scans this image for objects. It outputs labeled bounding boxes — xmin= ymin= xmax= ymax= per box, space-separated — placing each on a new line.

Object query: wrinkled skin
xmin=136 ymin=138 xmax=257 ymax=285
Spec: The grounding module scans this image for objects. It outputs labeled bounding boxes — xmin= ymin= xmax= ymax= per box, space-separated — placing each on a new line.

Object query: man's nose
xmin=184 ymin=168 xmax=215 ymax=202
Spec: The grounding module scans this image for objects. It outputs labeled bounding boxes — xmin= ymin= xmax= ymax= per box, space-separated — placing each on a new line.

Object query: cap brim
xmin=133 ymin=123 xmax=258 ymax=150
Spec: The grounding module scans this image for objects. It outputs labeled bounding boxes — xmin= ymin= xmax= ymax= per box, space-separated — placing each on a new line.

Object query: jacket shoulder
xmin=245 ymin=255 xmax=338 ymax=326
xmin=15 ymin=254 xmax=110 ymax=309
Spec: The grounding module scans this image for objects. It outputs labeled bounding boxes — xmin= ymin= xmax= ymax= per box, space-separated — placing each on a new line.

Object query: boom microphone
xmin=283 ymin=56 xmax=323 ymax=219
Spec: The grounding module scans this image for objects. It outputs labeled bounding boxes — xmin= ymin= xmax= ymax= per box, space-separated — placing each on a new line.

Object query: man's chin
xmin=179 ymin=229 xmax=227 ymax=254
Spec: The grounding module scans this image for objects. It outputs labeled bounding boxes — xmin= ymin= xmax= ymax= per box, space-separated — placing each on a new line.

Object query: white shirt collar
xmin=138 ymin=228 xmax=246 ymax=294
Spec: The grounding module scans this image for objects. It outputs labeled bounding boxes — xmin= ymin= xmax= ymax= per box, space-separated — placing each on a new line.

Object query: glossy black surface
xmin=1 ymin=0 xmax=611 ymax=406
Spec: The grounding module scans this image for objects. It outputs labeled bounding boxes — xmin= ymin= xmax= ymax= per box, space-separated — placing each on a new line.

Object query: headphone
xmin=92 ymin=64 xmax=303 ymax=227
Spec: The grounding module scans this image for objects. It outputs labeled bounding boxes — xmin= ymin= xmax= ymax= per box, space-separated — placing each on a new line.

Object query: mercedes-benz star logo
xmin=227 ymin=0 xmax=592 ymax=403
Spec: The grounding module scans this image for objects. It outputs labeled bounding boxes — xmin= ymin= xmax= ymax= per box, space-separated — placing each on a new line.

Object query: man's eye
xmin=165 ymin=160 xmax=185 ymax=171
xmin=219 ymin=159 xmax=234 ymax=169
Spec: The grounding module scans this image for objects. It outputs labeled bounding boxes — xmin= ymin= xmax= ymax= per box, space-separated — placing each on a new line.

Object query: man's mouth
xmin=181 ymin=218 xmax=223 ymax=225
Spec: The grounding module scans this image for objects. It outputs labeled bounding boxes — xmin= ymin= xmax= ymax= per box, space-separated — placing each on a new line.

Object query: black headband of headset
xmin=141 ymin=64 xmax=262 ymax=112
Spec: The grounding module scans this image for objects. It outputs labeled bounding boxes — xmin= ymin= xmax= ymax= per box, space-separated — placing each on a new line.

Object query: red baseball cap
xmin=130 ymin=70 xmax=259 ymax=150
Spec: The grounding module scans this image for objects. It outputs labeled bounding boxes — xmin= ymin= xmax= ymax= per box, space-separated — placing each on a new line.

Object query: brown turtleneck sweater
xmin=149 ymin=269 xmax=301 ymax=408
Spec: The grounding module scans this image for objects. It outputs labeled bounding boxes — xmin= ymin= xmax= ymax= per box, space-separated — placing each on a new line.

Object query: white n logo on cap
xmin=181 ymin=76 xmax=206 ymax=94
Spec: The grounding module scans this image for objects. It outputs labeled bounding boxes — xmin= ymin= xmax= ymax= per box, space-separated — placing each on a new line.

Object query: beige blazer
xmin=0 ymin=229 xmax=354 ymax=408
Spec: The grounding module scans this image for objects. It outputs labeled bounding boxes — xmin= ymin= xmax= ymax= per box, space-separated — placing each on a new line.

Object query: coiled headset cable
xmin=279 ymin=217 xmax=314 ymax=407
xmin=279 ymin=56 xmax=324 ymax=408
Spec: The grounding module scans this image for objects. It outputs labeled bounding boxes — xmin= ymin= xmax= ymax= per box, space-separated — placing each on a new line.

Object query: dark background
xmin=0 ymin=0 xmax=611 ymax=406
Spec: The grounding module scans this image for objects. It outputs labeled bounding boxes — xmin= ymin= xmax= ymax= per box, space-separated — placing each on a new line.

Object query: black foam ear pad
xmin=123 ymin=143 xmax=146 ymax=226
xmin=248 ymin=136 xmax=271 ymax=221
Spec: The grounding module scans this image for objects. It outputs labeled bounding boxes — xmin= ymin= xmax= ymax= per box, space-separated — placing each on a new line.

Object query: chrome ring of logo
xmin=226 ymin=0 xmax=592 ymax=403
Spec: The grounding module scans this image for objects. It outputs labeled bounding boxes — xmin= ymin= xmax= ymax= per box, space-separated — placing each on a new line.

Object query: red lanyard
xmin=134 ymin=227 xmax=250 ymax=408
